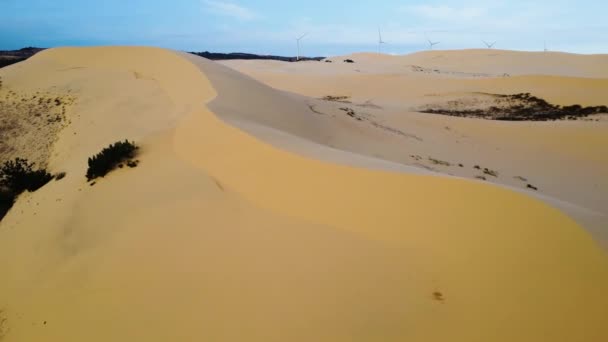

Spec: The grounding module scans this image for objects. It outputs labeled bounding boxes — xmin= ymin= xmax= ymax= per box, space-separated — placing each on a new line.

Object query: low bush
xmin=0 ymin=158 xmax=53 ymax=221
xmin=0 ymin=188 xmax=14 ymax=221
xmin=86 ymin=140 xmax=138 ymax=181
xmin=0 ymin=158 xmax=53 ymax=193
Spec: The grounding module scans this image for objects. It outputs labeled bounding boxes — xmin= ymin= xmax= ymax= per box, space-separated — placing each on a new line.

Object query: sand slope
xmin=220 ymin=52 xmax=608 ymax=248
xmin=0 ymin=47 xmax=607 ymax=341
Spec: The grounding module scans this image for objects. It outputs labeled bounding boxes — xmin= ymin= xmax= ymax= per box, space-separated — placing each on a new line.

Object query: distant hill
xmin=1 ymin=48 xmax=325 ymax=68
xmin=0 ymin=47 xmax=46 ymax=68
xmin=189 ymin=51 xmax=325 ymax=62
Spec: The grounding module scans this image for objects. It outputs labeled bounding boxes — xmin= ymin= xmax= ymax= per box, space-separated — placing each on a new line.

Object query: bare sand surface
xmin=0 ymin=47 xmax=607 ymax=341
xmin=220 ymin=51 xmax=608 ymax=248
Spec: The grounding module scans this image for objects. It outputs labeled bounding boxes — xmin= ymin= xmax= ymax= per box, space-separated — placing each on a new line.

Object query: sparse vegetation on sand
xmin=0 ymin=158 xmax=54 ymax=221
xmin=321 ymin=95 xmax=351 ymax=103
xmin=343 ymin=59 xmax=355 ymax=63
xmin=483 ymin=168 xmax=499 ymax=177
xmin=339 ymin=107 xmax=362 ymax=120
xmin=527 ymin=184 xmax=539 ymax=191
xmin=428 ymin=157 xmax=451 ymax=166
xmin=86 ymin=140 xmax=139 ymax=181
xmin=420 ymin=92 xmax=608 ymax=121
xmin=0 ymin=85 xmax=75 ymax=167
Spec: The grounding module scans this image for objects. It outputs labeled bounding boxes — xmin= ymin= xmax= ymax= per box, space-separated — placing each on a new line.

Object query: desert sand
xmin=0 ymin=46 xmax=607 ymax=341
xmin=220 ymin=50 xmax=608 ymax=249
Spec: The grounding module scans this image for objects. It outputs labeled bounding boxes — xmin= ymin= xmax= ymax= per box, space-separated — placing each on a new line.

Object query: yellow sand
xmin=0 ymin=47 xmax=607 ymax=341
xmin=220 ymin=52 xmax=608 ymax=246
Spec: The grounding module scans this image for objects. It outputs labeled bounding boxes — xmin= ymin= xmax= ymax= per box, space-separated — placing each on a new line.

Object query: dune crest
xmin=0 ymin=47 xmax=607 ymax=341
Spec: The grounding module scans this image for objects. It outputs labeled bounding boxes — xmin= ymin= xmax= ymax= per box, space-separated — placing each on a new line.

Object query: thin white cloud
xmin=203 ymin=0 xmax=258 ymax=21
xmin=404 ymin=4 xmax=487 ymax=21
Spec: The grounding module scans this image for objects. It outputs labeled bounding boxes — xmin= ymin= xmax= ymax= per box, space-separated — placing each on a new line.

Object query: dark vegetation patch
xmin=0 ymin=47 xmax=45 ymax=69
xmin=527 ymin=184 xmax=539 ymax=191
xmin=420 ymin=93 xmax=608 ymax=121
xmin=428 ymin=157 xmax=451 ymax=166
xmin=343 ymin=59 xmax=355 ymax=63
xmin=189 ymin=51 xmax=324 ymax=62
xmin=86 ymin=140 xmax=139 ymax=181
xmin=321 ymin=95 xmax=351 ymax=103
xmin=0 ymin=158 xmax=53 ymax=221
xmin=482 ymin=168 xmax=499 ymax=177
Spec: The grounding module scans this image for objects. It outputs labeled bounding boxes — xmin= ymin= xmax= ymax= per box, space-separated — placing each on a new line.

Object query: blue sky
xmin=1 ymin=0 xmax=606 ymax=55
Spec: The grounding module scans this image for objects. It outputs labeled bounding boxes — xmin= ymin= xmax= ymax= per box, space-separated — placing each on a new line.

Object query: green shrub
xmin=0 ymin=188 xmax=14 ymax=221
xmin=0 ymin=158 xmax=53 ymax=221
xmin=86 ymin=140 xmax=138 ymax=181
xmin=0 ymin=158 xmax=53 ymax=193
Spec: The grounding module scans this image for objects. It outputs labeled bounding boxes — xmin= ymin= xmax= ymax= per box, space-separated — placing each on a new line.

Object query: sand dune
xmin=220 ymin=52 xmax=608 ymax=248
xmin=231 ymin=49 xmax=608 ymax=79
xmin=0 ymin=47 xmax=607 ymax=341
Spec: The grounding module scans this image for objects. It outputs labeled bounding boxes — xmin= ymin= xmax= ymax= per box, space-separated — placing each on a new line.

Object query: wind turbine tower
xmin=378 ymin=28 xmax=387 ymax=53
xmin=483 ymin=40 xmax=496 ymax=49
xmin=296 ymin=33 xmax=308 ymax=61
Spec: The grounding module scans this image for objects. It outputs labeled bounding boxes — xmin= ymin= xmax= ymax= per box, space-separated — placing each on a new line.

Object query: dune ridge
xmin=0 ymin=46 xmax=607 ymax=341
xmin=220 ymin=51 xmax=608 ymax=248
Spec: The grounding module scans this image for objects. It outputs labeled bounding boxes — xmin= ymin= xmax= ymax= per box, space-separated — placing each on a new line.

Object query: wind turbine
xmin=296 ymin=33 xmax=308 ymax=61
xmin=425 ymin=33 xmax=439 ymax=50
xmin=378 ymin=28 xmax=387 ymax=53
xmin=482 ymin=40 xmax=496 ymax=48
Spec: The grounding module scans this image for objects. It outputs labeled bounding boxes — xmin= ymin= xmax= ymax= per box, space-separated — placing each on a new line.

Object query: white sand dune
xmin=0 ymin=47 xmax=607 ymax=341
